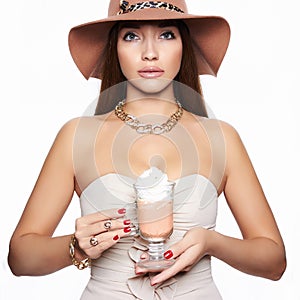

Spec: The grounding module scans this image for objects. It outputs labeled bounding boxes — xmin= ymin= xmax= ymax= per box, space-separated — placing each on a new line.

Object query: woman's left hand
xmin=135 ymin=227 xmax=211 ymax=286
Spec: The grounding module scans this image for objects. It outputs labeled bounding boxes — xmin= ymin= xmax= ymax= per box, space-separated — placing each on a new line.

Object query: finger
xmin=84 ymin=233 xmax=118 ymax=258
xmin=84 ymin=227 xmax=131 ymax=258
xmin=102 ymin=208 xmax=127 ymax=219
xmin=77 ymin=208 xmax=127 ymax=225
xmin=135 ymin=252 xmax=150 ymax=275
xmin=162 ymin=228 xmax=203 ymax=260
xmin=150 ymin=254 xmax=191 ymax=286
xmin=135 ymin=268 xmax=148 ymax=276
xmin=140 ymin=252 xmax=148 ymax=260
xmin=94 ymin=226 xmax=133 ymax=247
xmin=76 ymin=220 xmax=132 ymax=251
xmin=77 ymin=218 xmax=128 ymax=237
xmin=151 ymin=245 xmax=201 ymax=285
xmin=162 ymin=239 xmax=189 ymax=261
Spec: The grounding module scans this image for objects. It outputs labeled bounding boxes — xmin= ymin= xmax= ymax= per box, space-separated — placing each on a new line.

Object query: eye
xmin=160 ymin=31 xmax=176 ymax=40
xmin=123 ymin=31 xmax=139 ymax=41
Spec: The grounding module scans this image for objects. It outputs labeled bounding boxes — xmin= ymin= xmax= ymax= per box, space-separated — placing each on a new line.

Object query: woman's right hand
xmin=74 ymin=208 xmax=132 ymax=259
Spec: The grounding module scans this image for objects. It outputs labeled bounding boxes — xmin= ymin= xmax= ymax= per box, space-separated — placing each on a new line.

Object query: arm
xmin=8 ymin=119 xmax=80 ymax=276
xmin=208 ymin=122 xmax=286 ymax=279
xmin=8 ymin=118 xmax=133 ymax=276
xmin=143 ymin=121 xmax=286 ymax=285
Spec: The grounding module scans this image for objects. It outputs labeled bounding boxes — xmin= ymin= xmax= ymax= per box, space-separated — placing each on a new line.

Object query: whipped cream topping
xmin=134 ymin=167 xmax=174 ymax=201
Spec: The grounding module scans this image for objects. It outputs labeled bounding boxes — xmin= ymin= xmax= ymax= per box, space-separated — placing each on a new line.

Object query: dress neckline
xmin=79 ymin=173 xmax=218 ymax=199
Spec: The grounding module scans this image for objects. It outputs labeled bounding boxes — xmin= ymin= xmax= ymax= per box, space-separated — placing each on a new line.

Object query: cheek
xmin=117 ymin=45 xmax=137 ymax=78
xmin=175 ymin=41 xmax=183 ymax=65
xmin=117 ymin=44 xmax=125 ymax=67
xmin=175 ymin=47 xmax=183 ymax=68
xmin=164 ymin=45 xmax=182 ymax=74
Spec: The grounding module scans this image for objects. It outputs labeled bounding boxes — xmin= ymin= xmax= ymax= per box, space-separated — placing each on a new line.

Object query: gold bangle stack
xmin=69 ymin=234 xmax=91 ymax=270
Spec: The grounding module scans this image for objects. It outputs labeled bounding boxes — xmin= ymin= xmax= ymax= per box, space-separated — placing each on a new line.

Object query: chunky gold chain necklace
xmin=114 ymin=100 xmax=183 ymax=135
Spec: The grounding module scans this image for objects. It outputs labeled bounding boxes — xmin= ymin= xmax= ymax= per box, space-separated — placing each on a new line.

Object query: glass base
xmin=137 ymin=240 xmax=175 ymax=271
xmin=137 ymin=258 xmax=175 ymax=271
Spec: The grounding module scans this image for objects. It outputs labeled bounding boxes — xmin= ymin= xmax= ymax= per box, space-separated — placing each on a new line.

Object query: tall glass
xmin=134 ymin=182 xmax=175 ymax=270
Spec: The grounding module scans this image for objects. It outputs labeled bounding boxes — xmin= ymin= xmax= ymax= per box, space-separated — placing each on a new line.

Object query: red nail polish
xmin=123 ymin=219 xmax=131 ymax=225
xmin=164 ymin=250 xmax=173 ymax=259
xmin=118 ymin=208 xmax=126 ymax=214
xmin=124 ymin=227 xmax=131 ymax=233
xmin=113 ymin=235 xmax=119 ymax=241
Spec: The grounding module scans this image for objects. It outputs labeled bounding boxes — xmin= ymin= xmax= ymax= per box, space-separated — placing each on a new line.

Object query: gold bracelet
xmin=69 ymin=234 xmax=91 ymax=270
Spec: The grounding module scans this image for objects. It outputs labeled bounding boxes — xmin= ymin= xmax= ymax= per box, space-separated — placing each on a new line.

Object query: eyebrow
xmin=118 ymin=20 xmax=179 ymax=30
xmin=119 ymin=22 xmax=140 ymax=30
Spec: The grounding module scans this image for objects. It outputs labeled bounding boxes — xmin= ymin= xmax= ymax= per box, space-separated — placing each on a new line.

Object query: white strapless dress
xmin=79 ymin=173 xmax=222 ymax=300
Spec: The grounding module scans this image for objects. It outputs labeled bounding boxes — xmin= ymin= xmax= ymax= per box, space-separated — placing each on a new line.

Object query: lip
xmin=138 ymin=66 xmax=164 ymax=79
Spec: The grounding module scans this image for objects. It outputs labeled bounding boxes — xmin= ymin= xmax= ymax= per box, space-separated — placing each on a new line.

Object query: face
xmin=117 ymin=21 xmax=183 ymax=95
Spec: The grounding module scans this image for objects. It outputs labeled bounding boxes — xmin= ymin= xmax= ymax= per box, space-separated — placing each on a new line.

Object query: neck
xmin=124 ymin=80 xmax=178 ymax=116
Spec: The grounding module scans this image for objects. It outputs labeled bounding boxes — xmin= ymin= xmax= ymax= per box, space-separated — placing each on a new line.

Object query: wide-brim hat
xmin=69 ymin=0 xmax=231 ymax=79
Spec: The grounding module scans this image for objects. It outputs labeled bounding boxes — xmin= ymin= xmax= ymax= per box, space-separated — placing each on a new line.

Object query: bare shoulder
xmin=55 ymin=114 xmax=111 ymax=142
xmin=217 ymin=120 xmax=248 ymax=157
xmin=49 ymin=118 xmax=80 ymax=151
xmin=192 ymin=116 xmax=249 ymax=174
xmin=58 ymin=115 xmax=106 ymax=132
xmin=212 ymin=120 xmax=255 ymax=186
xmin=56 ymin=117 xmax=80 ymax=136
xmin=218 ymin=119 xmax=241 ymax=139
xmin=198 ymin=117 xmax=240 ymax=136
xmin=206 ymin=119 xmax=248 ymax=165
xmin=189 ymin=115 xmax=242 ymax=144
xmin=199 ymin=117 xmax=244 ymax=146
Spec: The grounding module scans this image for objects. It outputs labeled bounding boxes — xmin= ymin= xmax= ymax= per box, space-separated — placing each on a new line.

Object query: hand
xmin=135 ymin=227 xmax=210 ymax=286
xmin=74 ymin=208 xmax=132 ymax=259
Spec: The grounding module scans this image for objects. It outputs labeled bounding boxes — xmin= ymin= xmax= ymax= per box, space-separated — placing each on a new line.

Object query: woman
xmin=8 ymin=0 xmax=286 ymax=299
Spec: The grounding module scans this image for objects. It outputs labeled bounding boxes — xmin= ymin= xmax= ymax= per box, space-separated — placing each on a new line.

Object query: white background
xmin=1 ymin=0 xmax=299 ymax=299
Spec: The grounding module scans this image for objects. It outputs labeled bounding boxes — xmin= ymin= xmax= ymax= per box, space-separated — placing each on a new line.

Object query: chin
xmin=128 ymin=78 xmax=173 ymax=97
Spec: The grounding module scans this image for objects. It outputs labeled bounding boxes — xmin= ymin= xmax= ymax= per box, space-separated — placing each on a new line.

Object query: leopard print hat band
xmin=118 ymin=1 xmax=185 ymax=15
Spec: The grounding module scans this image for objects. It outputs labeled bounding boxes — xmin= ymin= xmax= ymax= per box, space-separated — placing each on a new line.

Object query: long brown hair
xmin=94 ymin=20 xmax=208 ymax=117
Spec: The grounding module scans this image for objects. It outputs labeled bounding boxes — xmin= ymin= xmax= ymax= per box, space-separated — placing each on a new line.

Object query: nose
xmin=142 ymin=38 xmax=158 ymax=61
